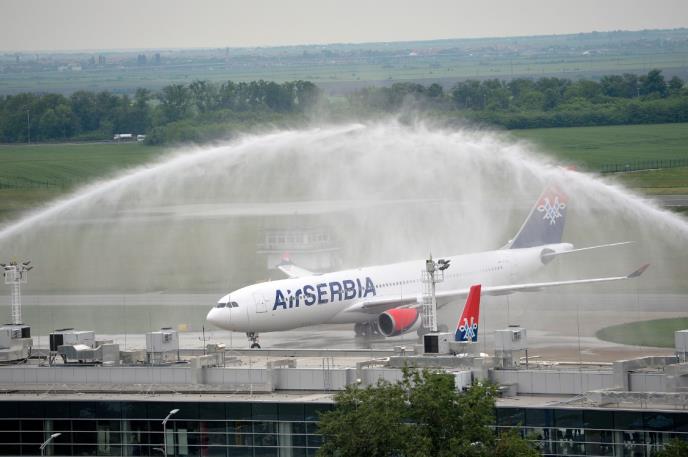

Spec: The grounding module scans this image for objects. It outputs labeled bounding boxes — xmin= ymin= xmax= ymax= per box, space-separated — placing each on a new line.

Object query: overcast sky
xmin=2 ymin=0 xmax=688 ymax=52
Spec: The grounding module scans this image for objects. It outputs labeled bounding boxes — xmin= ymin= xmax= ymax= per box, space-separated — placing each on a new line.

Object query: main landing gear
xmin=247 ymin=332 xmax=261 ymax=349
xmin=354 ymin=320 xmax=381 ymax=338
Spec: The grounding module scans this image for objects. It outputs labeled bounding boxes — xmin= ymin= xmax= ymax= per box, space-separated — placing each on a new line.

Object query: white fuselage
xmin=206 ymin=243 xmax=573 ymax=333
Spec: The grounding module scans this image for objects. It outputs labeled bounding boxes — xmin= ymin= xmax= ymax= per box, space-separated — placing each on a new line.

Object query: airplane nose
xmin=206 ymin=308 xmax=223 ymax=328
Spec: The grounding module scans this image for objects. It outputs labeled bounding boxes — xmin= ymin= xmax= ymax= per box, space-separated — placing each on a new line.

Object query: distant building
xmin=98 ymin=55 xmax=106 ymax=65
xmin=257 ymin=226 xmax=341 ymax=273
xmin=137 ymin=54 xmax=147 ymax=65
xmin=58 ymin=63 xmax=82 ymax=72
xmin=153 ymin=53 xmax=161 ymax=65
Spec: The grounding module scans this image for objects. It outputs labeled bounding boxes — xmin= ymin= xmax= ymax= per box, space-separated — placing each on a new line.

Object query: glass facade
xmin=0 ymin=400 xmax=331 ymax=456
xmin=1 ymin=400 xmax=687 ymax=456
xmin=496 ymin=407 xmax=688 ymax=457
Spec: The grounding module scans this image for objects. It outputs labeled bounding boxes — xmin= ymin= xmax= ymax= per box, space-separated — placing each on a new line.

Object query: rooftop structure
xmin=0 ymin=325 xmax=686 ymax=455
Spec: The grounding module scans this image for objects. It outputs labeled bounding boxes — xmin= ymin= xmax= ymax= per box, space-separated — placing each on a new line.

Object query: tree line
xmin=0 ymin=80 xmax=320 ymax=144
xmin=0 ymin=69 xmax=686 ymax=145
xmin=350 ymin=69 xmax=688 ymax=129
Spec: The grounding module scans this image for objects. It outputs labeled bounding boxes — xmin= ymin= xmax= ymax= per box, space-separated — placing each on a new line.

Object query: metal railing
xmin=600 ymin=159 xmax=688 ymax=173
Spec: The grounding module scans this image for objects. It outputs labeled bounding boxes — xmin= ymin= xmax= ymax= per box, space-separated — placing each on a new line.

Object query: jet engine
xmin=378 ymin=308 xmax=421 ymax=337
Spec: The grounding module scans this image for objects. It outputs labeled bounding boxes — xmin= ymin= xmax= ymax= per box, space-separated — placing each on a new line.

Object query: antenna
xmin=2 ymin=260 xmax=32 ymax=325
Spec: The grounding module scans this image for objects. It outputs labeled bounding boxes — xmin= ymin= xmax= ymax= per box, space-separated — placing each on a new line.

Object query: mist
xmin=0 ymin=119 xmax=686 ymax=304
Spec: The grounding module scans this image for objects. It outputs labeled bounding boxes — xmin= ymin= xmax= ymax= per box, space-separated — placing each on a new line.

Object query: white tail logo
xmin=537 ymin=196 xmax=566 ymax=225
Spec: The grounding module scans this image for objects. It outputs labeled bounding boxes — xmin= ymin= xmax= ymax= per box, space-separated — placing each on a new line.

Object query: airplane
xmin=206 ymin=186 xmax=648 ymax=348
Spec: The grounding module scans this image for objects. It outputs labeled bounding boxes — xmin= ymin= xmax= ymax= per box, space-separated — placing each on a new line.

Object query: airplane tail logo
xmin=455 ymin=284 xmax=481 ymax=342
xmin=509 ymin=186 xmax=568 ymax=249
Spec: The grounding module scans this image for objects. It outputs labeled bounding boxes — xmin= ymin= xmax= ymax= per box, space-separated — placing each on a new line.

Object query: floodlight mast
xmin=2 ymin=260 xmax=32 ymax=325
xmin=421 ymin=256 xmax=450 ymax=333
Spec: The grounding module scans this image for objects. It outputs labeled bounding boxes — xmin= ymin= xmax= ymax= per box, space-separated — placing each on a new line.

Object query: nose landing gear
xmin=247 ymin=332 xmax=261 ymax=349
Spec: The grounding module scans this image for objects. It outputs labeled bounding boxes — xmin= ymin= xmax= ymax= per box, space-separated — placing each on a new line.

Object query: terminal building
xmin=0 ymin=327 xmax=687 ymax=456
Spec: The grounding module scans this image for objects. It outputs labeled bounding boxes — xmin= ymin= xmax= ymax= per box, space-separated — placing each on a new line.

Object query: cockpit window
xmin=230 ymin=301 xmax=239 ymax=308
xmin=216 ymin=302 xmax=226 ymax=308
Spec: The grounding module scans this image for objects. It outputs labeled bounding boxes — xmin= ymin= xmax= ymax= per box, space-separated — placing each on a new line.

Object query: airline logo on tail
xmin=455 ymin=284 xmax=481 ymax=342
xmin=537 ymin=194 xmax=567 ymax=225
xmin=509 ymin=186 xmax=569 ymax=249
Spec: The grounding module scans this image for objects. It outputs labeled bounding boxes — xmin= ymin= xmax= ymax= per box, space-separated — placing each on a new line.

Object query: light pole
xmin=421 ymin=256 xmax=450 ymax=333
xmin=26 ymin=109 xmax=30 ymax=144
xmin=162 ymin=408 xmax=179 ymax=456
xmin=1 ymin=260 xmax=33 ymax=325
xmin=40 ymin=432 xmax=61 ymax=456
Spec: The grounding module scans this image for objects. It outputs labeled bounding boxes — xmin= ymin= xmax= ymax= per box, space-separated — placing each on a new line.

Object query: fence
xmin=600 ymin=159 xmax=688 ymax=173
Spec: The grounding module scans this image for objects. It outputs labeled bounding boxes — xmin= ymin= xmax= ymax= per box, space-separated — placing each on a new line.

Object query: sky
xmin=1 ymin=0 xmax=688 ymax=52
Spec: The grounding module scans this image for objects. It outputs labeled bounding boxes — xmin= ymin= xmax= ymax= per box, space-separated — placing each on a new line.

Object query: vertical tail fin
xmin=508 ymin=185 xmax=568 ymax=249
xmin=455 ymin=284 xmax=481 ymax=342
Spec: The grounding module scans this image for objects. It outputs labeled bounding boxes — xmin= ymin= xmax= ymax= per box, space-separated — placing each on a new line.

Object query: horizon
xmin=2 ymin=0 xmax=687 ymax=53
xmin=3 ymin=26 xmax=687 ymax=55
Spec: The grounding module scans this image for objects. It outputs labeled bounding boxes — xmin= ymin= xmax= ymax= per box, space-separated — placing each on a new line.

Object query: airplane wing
xmin=344 ymin=264 xmax=649 ymax=314
xmin=277 ymin=263 xmax=315 ymax=279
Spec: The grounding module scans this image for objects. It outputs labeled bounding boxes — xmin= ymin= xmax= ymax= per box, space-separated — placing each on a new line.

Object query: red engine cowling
xmin=378 ymin=308 xmax=421 ymax=337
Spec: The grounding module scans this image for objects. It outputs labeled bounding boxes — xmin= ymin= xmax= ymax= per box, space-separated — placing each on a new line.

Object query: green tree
xmin=159 ymin=84 xmax=191 ymax=123
xmin=653 ymin=438 xmax=688 ymax=456
xmin=668 ymin=76 xmax=684 ymax=96
xmin=640 ymin=69 xmax=668 ymax=98
xmin=652 ymin=438 xmax=688 ymax=457
xmin=263 ymin=81 xmax=293 ymax=112
xmin=189 ymin=80 xmax=218 ymax=114
xmin=317 ymin=370 xmax=537 ymax=457
xmin=130 ymin=88 xmax=152 ymax=133
xmin=451 ymin=80 xmax=484 ymax=109
xmin=494 ymin=429 xmax=540 ymax=457
xmin=292 ymin=80 xmax=321 ymax=110
xmin=70 ymin=90 xmax=99 ymax=132
xmin=427 ymin=83 xmax=444 ymax=98
xmin=217 ymin=81 xmax=238 ymax=110
xmin=317 ymin=379 xmax=420 ymax=457
xmin=564 ymin=80 xmax=602 ymax=101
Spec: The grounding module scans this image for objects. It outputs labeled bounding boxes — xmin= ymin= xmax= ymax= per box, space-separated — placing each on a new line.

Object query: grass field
xmin=596 ymin=318 xmax=688 ymax=348
xmin=615 ymin=168 xmax=688 ymax=194
xmin=4 ymin=51 xmax=688 ymax=96
xmin=515 ymin=123 xmax=688 ymax=194
xmin=1 ymin=122 xmax=687 ymax=223
xmin=0 ymin=142 xmax=163 ymax=183
xmin=0 ymin=142 xmax=164 ymax=222
xmin=513 ymin=123 xmax=688 ymax=170
xmin=2 ymin=29 xmax=687 ymax=95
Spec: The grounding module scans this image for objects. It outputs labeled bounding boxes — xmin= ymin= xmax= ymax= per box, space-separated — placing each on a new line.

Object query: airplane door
xmin=253 ymin=292 xmax=268 ymax=313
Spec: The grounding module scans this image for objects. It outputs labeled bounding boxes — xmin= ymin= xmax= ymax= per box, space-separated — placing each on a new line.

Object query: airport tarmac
xmin=14 ymin=291 xmax=687 ymax=363
xmin=28 ymin=325 xmax=672 ymax=365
